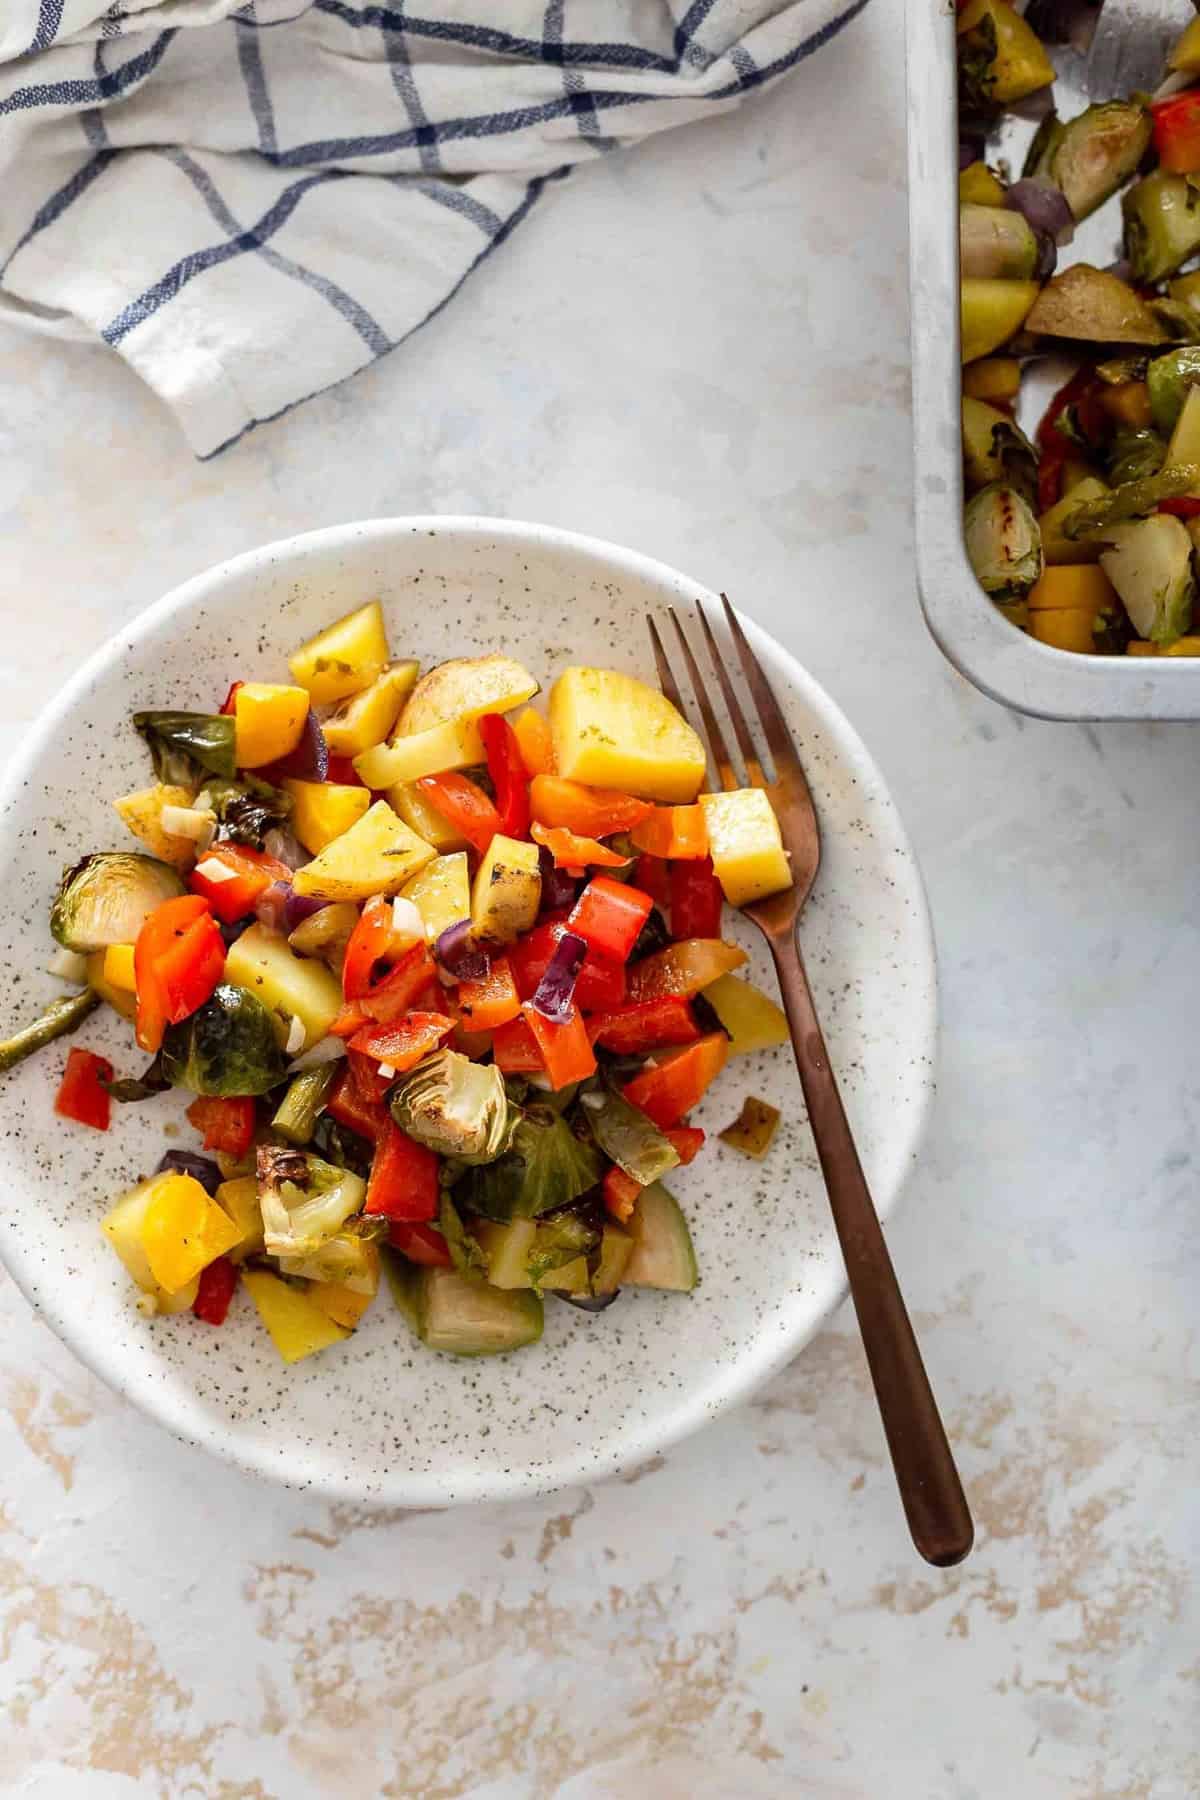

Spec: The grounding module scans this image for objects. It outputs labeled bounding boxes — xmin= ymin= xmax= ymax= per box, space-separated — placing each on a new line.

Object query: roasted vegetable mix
xmin=956 ymin=3 xmax=1200 ymax=656
xmin=7 ymin=605 xmax=794 ymax=1363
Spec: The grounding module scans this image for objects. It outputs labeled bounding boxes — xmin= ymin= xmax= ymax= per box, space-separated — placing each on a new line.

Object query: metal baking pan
xmin=906 ymin=0 xmax=1200 ymax=720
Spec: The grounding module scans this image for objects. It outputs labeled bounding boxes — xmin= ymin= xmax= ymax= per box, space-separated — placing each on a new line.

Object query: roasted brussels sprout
xmin=50 ymin=852 xmax=185 ymax=952
xmin=257 ymin=1143 xmax=368 ymax=1260
xmin=389 ymin=1050 xmax=513 ymax=1165
xmin=1123 ymin=172 xmax=1200 ymax=285
xmin=461 ymin=1103 xmax=603 ymax=1223
xmin=160 ymin=983 xmax=288 ymax=1096
xmin=961 ymin=397 xmax=1038 ymax=500
xmin=1024 ymin=102 xmax=1151 ymax=223
xmin=964 ymin=483 xmax=1043 ymax=601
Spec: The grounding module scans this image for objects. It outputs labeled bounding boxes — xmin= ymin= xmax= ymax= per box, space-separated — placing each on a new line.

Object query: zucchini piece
xmin=624 ymin=1184 xmax=698 ymax=1293
xmin=475 ymin=1217 xmax=538 ymax=1289
xmin=416 ymin=1267 xmax=543 ymax=1356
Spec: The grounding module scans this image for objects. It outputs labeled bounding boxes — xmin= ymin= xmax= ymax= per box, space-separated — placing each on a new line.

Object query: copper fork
xmin=650 ymin=597 xmax=973 ymax=1568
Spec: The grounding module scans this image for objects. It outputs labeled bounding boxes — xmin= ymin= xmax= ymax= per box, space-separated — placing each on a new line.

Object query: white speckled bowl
xmin=0 ymin=518 xmax=936 ymax=1505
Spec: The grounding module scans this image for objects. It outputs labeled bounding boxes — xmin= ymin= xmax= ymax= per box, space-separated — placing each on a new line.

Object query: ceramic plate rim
xmin=0 ymin=516 xmax=937 ymax=1504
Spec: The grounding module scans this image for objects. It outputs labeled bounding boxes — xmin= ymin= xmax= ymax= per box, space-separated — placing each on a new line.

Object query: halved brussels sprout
xmin=962 ymin=397 xmax=1038 ymax=499
xmin=257 ymin=1144 xmax=368 ymax=1260
xmin=50 ymin=852 xmax=185 ymax=952
xmin=1026 ymin=102 xmax=1151 ymax=223
xmin=964 ymin=483 xmax=1043 ymax=601
xmin=160 ymin=983 xmax=288 ymax=1096
xmin=389 ymin=1050 xmax=513 ymax=1165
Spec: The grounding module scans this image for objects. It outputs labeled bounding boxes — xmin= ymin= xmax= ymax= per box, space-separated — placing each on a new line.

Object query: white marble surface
xmin=2 ymin=0 xmax=1197 ymax=1793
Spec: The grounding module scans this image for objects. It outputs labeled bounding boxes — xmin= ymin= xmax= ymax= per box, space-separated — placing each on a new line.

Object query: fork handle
xmin=768 ymin=932 xmax=973 ymax=1568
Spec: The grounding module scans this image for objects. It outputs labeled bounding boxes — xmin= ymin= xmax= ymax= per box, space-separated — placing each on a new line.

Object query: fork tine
xmin=720 ymin=593 xmax=802 ymax=776
xmin=695 ymin=602 xmax=767 ymax=787
xmin=646 ymin=614 xmax=685 ymax=714
xmin=667 ymin=607 xmax=739 ymax=792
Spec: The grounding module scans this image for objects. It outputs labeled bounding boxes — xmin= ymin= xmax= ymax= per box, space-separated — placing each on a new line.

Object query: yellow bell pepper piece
xmin=242 ymin=1268 xmax=351 ymax=1363
xmin=702 ymin=973 xmax=789 ymax=1056
xmin=234 ymin=682 xmax=310 ymax=769
xmin=137 ymin=1173 xmax=242 ymax=1294
xmin=309 ymin=1281 xmax=375 ymax=1329
xmin=102 ymin=943 xmax=137 ymax=992
xmin=283 ymin=778 xmax=371 ymax=853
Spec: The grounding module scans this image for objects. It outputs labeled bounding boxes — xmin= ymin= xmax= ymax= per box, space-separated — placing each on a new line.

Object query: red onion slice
xmin=1006 ymin=177 xmax=1075 ymax=248
xmin=258 ymin=712 xmax=329 ymax=784
xmin=156 ymin=1149 xmax=223 ymax=1196
xmin=263 ymin=827 xmax=308 ymax=871
xmin=254 ymin=881 xmax=292 ymax=933
xmin=537 ymin=844 xmax=579 ymax=914
xmin=435 ymin=919 xmax=491 ymax=983
xmin=532 ymin=930 xmax=586 ymax=1023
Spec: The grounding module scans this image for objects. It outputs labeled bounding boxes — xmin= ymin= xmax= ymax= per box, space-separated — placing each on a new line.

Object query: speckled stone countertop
xmin=2 ymin=1 xmax=1197 ymax=1793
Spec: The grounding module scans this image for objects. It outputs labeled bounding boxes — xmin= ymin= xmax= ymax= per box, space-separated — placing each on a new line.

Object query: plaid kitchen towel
xmin=1 ymin=0 xmax=867 ymax=457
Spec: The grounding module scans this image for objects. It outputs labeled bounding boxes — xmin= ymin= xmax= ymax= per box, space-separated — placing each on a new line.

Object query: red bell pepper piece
xmin=218 ymin=680 xmax=243 ymax=716
xmin=602 ymin=1164 xmax=642 ymax=1223
xmin=1035 ymin=368 xmax=1106 ymax=512
xmin=192 ymin=1255 xmax=238 ymax=1325
xmin=530 ymin=822 xmax=627 ymax=870
xmin=188 ymin=843 xmax=293 ymax=925
xmin=54 ymin=1047 xmax=113 ymax=1131
xmin=630 ymin=804 xmax=709 ymax=860
xmin=665 ymin=1125 xmax=705 ymax=1165
xmin=186 ymin=1095 xmax=256 ymax=1157
xmin=521 ymin=1002 xmax=596 ymax=1088
xmin=456 ymin=956 xmax=522 ymax=1031
xmin=568 ymin=876 xmax=653 ymax=964
xmin=587 ymin=994 xmax=701 ymax=1054
xmin=327 ymin=1065 xmax=390 ymax=1141
xmin=415 ymin=772 xmax=502 ymax=857
xmin=508 ymin=916 xmax=627 ymax=1012
xmin=529 ymin=775 xmax=653 ymax=837
xmin=364 ymin=1117 xmax=440 ymax=1221
xmin=387 ymin=1220 xmax=452 ymax=1265
xmin=134 ymin=894 xmax=226 ymax=1054
xmin=1152 ymin=90 xmax=1200 ymax=174
xmin=342 ymin=895 xmax=426 ymax=1002
xmin=478 ymin=713 xmax=531 ymax=840
xmin=347 ymin=1048 xmax=394 ymax=1105
xmin=325 ymin=754 xmax=365 ymax=787
xmin=632 ymin=853 xmax=670 ymax=907
xmin=355 ymin=941 xmax=438 ymax=1023
xmin=622 ymin=1032 xmax=729 ymax=1128
xmin=348 ymin=1011 xmax=454 ymax=1071
xmin=1159 ymin=497 xmax=1200 ymax=519
xmin=491 ymin=1012 xmax=546 ymax=1074
xmin=669 ymin=856 xmax=723 ymax=940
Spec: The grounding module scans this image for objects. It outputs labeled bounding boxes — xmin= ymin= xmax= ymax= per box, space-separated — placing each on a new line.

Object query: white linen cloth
xmin=1 ymin=0 xmax=867 ymax=455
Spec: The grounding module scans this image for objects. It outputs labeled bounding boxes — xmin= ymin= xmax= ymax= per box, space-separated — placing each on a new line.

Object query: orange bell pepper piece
xmin=529 ymin=775 xmax=652 ymax=837
xmin=530 ymin=822 xmax=627 ymax=870
xmin=629 ymin=804 xmax=709 ymax=860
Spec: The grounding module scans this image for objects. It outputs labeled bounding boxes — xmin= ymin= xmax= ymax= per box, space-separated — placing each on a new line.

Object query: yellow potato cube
xmin=86 ymin=950 xmax=136 ymax=1021
xmin=549 ymin=667 xmax=707 ymax=802
xmin=321 ymin=660 xmax=419 ymax=756
xmin=388 ymin=781 xmax=469 ymax=854
xmin=699 ymin=789 xmax=791 ymax=906
xmin=102 ymin=943 xmax=137 ymax=992
xmin=241 ymin=1268 xmax=351 ymax=1363
xmin=398 ymin=654 xmax=538 ymax=734
xmin=353 ymin=716 xmax=485 ymax=790
xmin=215 ymin=1175 xmax=263 ymax=1261
xmin=291 ymin=800 xmax=434 ymax=901
xmin=234 ymin=682 xmax=310 ymax=769
xmin=1164 ymin=636 xmax=1200 ymax=656
xmin=224 ymin=921 xmax=343 ymax=1049
xmin=402 ymin=852 xmax=471 ymax=942
xmin=138 ymin=1172 xmax=242 ymax=1294
xmin=288 ymin=600 xmax=390 ymax=707
xmin=283 ymin=778 xmax=371 ymax=853
xmin=471 ymin=834 xmax=541 ymax=946
xmin=113 ymin=784 xmax=200 ymax=868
